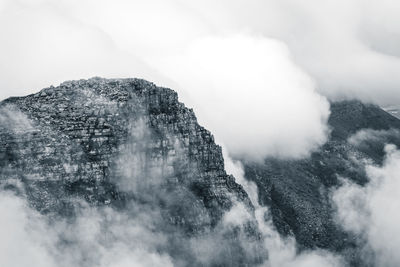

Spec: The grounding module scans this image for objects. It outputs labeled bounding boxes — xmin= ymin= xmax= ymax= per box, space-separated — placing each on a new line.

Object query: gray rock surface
xmin=0 ymin=77 xmax=265 ymax=266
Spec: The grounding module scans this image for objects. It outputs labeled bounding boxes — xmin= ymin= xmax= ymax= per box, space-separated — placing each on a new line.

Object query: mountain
xmin=0 ymin=78 xmax=265 ymax=266
xmin=1 ymin=78 xmax=399 ymax=266
xmin=243 ymin=100 xmax=400 ymax=266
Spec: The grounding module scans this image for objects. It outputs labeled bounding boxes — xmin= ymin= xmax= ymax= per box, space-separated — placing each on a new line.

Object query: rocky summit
xmin=0 ymin=78 xmax=265 ymax=266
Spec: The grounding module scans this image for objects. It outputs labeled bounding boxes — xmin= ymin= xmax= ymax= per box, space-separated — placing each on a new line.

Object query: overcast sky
xmin=1 ymin=2 xmax=400 ymax=266
xmin=1 ymin=0 xmax=400 ymax=159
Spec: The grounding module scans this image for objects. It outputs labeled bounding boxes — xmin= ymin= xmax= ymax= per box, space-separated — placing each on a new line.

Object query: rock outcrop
xmin=0 ymin=78 xmax=265 ymax=266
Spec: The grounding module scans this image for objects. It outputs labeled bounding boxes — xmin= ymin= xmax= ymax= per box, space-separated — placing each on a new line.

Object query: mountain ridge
xmin=243 ymin=99 xmax=400 ymax=266
xmin=0 ymin=77 xmax=265 ymax=266
xmin=1 ymin=77 xmax=399 ymax=266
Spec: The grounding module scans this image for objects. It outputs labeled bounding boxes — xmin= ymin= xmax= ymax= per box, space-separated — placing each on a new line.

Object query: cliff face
xmin=0 ymin=78 xmax=265 ymax=266
xmin=244 ymin=100 xmax=400 ymax=266
xmin=3 ymin=78 xmax=398 ymax=266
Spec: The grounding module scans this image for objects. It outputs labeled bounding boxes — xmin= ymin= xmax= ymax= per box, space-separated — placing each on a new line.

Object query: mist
xmin=0 ymin=190 xmax=175 ymax=267
xmin=157 ymin=34 xmax=330 ymax=160
xmin=0 ymin=140 xmax=344 ymax=267
xmin=0 ymin=116 xmax=262 ymax=267
xmin=332 ymin=144 xmax=400 ymax=266
xmin=223 ymin=148 xmax=343 ymax=267
xmin=1 ymin=1 xmax=400 ymax=266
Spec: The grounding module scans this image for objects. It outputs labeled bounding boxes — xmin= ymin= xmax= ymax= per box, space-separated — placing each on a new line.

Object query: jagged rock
xmin=0 ymin=77 xmax=265 ymax=266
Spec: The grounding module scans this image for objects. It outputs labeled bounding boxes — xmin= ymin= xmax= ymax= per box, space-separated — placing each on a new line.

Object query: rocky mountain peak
xmin=0 ymin=78 xmax=265 ymax=266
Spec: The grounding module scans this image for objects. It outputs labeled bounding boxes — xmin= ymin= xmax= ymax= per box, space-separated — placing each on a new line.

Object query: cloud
xmin=0 ymin=191 xmax=175 ymax=267
xmin=348 ymin=129 xmax=400 ymax=147
xmin=155 ymin=34 xmax=330 ymax=160
xmin=0 ymin=105 xmax=35 ymax=132
xmin=0 ymin=192 xmax=56 ymax=267
xmin=0 ymin=105 xmax=334 ymax=267
xmin=223 ymin=148 xmax=344 ymax=267
xmin=0 ymin=139 xmax=343 ymax=267
xmin=186 ymin=0 xmax=400 ymax=105
xmin=332 ymin=144 xmax=400 ymax=266
xmin=1 ymin=1 xmax=400 ymax=265
xmin=278 ymin=0 xmax=400 ymax=105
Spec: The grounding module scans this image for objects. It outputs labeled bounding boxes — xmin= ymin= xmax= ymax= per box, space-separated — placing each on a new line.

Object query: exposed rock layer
xmin=0 ymin=78 xmax=264 ymax=266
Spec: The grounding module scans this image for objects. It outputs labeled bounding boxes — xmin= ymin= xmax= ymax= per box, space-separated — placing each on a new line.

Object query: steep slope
xmin=0 ymin=78 xmax=265 ymax=266
xmin=382 ymin=105 xmax=400 ymax=119
xmin=329 ymin=100 xmax=400 ymax=140
xmin=244 ymin=100 xmax=400 ymax=266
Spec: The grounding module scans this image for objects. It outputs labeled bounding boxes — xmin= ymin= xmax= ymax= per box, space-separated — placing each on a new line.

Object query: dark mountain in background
xmin=244 ymin=100 xmax=400 ymax=266
xmin=382 ymin=105 xmax=400 ymax=119
xmin=1 ymin=78 xmax=399 ymax=266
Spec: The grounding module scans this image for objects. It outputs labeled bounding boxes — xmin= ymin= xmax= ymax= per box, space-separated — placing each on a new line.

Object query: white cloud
xmin=0 ymin=192 xmax=56 ymax=267
xmin=156 ymin=34 xmax=330 ymax=160
xmin=0 ymin=191 xmax=175 ymax=267
xmin=223 ymin=148 xmax=344 ymax=267
xmin=186 ymin=0 xmax=400 ymax=105
xmin=348 ymin=129 xmax=400 ymax=147
xmin=333 ymin=144 xmax=400 ymax=266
